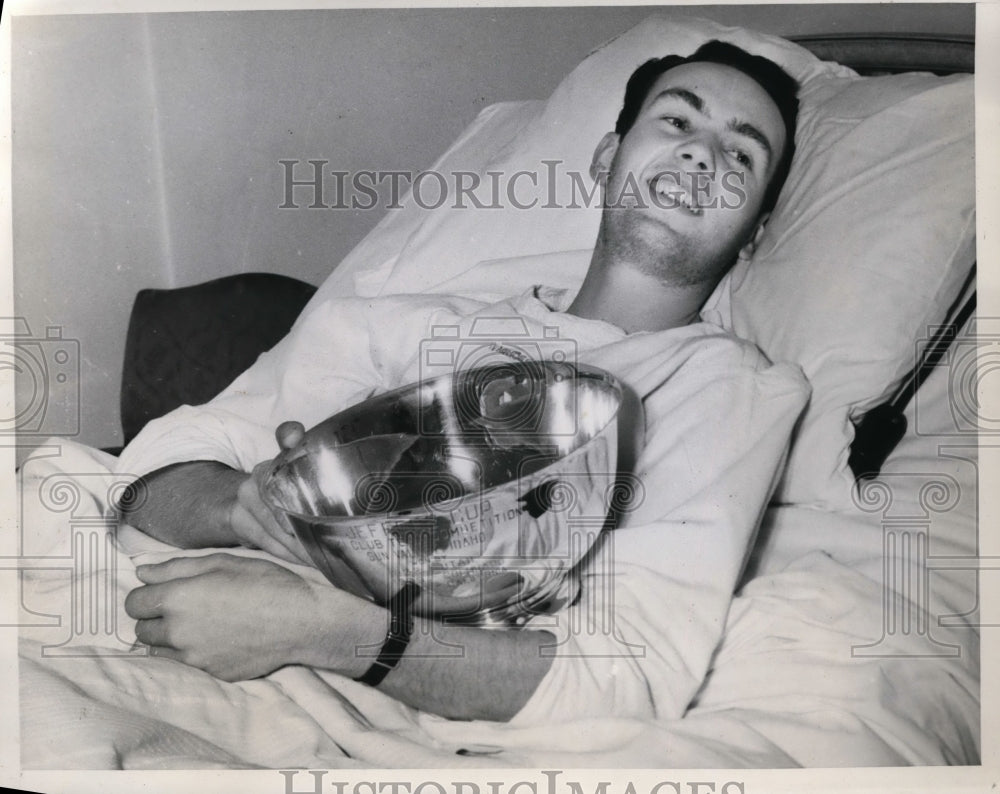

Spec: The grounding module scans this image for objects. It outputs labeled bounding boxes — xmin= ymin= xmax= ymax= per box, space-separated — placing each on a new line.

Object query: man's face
xmin=594 ymin=61 xmax=787 ymax=286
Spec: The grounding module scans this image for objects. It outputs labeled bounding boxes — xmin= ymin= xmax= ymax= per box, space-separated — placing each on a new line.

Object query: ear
xmin=590 ymin=131 xmax=620 ymax=183
xmin=737 ymin=213 xmax=770 ymax=263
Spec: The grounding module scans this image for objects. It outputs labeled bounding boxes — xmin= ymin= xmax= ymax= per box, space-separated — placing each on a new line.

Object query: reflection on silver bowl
xmin=260 ymin=361 xmax=623 ymax=626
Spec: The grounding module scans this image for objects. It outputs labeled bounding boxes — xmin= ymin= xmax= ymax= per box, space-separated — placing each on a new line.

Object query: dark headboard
xmin=790 ymin=33 xmax=974 ymax=75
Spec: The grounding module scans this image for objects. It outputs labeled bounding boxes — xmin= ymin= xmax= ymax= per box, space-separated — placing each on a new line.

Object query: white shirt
xmin=117 ymin=286 xmax=809 ymax=724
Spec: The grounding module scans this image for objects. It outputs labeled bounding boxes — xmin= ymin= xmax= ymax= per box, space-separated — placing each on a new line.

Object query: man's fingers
xmin=146 ymin=644 xmax=184 ymax=664
xmin=275 ymin=421 xmax=305 ymax=451
xmin=229 ymin=502 xmax=304 ymax=564
xmin=233 ymin=479 xmax=313 ymax=565
xmin=134 ymin=553 xmax=236 ymax=584
xmin=134 ymin=617 xmax=171 ymax=648
xmin=241 ymin=470 xmax=292 ymax=539
xmin=124 ymin=583 xmax=167 ymax=619
xmin=241 ymin=472 xmax=286 ymax=531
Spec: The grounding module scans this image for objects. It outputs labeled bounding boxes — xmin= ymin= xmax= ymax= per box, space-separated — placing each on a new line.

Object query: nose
xmin=677 ymin=136 xmax=716 ymax=173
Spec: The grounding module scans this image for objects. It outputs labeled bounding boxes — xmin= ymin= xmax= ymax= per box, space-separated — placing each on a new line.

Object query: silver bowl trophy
xmin=261 ymin=361 xmax=624 ymax=627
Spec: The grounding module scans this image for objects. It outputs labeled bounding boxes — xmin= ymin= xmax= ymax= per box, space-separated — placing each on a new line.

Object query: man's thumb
xmin=275 ymin=421 xmax=306 ymax=451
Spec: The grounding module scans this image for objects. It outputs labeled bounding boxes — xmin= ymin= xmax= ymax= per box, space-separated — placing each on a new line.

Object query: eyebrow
xmin=650 ymin=87 xmax=704 ymax=114
xmin=649 ymin=86 xmax=775 ymax=165
xmin=728 ymin=120 xmax=773 ymax=164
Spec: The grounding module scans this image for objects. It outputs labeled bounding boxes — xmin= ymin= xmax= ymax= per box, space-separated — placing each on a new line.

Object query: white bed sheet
xmin=17 ymin=319 xmax=978 ymax=768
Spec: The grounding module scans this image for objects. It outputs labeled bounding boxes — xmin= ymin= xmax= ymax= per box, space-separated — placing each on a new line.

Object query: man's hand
xmin=122 ymin=421 xmax=313 ymax=564
xmin=226 ymin=420 xmax=313 ymax=565
xmin=125 ymin=552 xmax=555 ymax=720
xmin=125 ymin=553 xmax=327 ymax=681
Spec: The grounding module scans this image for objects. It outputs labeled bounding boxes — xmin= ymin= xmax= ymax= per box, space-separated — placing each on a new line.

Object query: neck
xmin=567 ymin=245 xmax=716 ymax=334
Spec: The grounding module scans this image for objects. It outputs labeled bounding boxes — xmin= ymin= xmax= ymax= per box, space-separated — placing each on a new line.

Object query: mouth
xmin=650 ymin=174 xmax=703 ymax=216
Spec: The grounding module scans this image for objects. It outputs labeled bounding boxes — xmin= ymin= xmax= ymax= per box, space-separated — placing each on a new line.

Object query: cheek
xmin=715 ymin=181 xmax=765 ymax=232
xmin=614 ymin=133 xmax=661 ymax=173
xmin=715 ymin=171 xmax=756 ymax=210
xmin=703 ymin=206 xmax=759 ymax=258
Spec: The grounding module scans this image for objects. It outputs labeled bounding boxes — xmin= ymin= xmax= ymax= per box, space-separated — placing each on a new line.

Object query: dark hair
xmin=614 ymin=40 xmax=800 ymax=215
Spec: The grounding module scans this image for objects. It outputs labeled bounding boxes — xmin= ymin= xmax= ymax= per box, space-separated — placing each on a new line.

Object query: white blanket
xmin=18 ymin=444 xmax=979 ymax=768
xmin=17 ymin=286 xmax=979 ymax=767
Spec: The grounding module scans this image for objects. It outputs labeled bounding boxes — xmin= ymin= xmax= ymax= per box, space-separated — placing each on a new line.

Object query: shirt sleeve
xmin=511 ymin=332 xmax=810 ymax=724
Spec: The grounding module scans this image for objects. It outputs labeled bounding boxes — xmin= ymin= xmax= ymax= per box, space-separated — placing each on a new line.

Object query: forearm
xmin=127 ymin=551 xmax=553 ymax=721
xmin=122 ymin=461 xmax=245 ymax=549
xmin=301 ymin=588 xmax=554 ymax=721
xmin=384 ymin=619 xmax=554 ymax=721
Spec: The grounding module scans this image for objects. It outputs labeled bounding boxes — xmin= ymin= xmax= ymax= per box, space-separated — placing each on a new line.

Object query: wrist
xmin=216 ymin=470 xmax=256 ymax=547
xmin=352 ymin=581 xmax=420 ymax=687
xmin=298 ymin=585 xmax=389 ymax=678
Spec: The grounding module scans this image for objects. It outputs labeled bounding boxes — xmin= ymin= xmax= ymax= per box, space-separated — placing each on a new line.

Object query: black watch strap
xmin=354 ymin=581 xmax=421 ymax=687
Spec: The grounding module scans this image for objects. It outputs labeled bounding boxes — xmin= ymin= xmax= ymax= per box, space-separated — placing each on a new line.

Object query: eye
xmin=729 ymin=149 xmax=753 ymax=170
xmin=661 ymin=115 xmax=688 ymax=131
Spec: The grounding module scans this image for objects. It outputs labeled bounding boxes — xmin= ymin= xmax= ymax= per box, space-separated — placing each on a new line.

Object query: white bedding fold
xmin=18 ymin=283 xmax=979 ymax=767
xmin=18 ymin=437 xmax=979 ymax=767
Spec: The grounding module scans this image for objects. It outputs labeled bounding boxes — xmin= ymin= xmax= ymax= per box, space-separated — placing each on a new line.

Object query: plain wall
xmin=12 ymin=4 xmax=976 ymax=450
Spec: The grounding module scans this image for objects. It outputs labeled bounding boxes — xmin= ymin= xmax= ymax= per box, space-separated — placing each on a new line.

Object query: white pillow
xmin=721 ymin=75 xmax=974 ymax=507
xmin=322 ymin=14 xmax=975 ymax=508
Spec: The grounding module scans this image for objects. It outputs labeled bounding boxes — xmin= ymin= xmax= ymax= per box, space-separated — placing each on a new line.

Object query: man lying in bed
xmin=118 ymin=41 xmax=809 ymax=724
